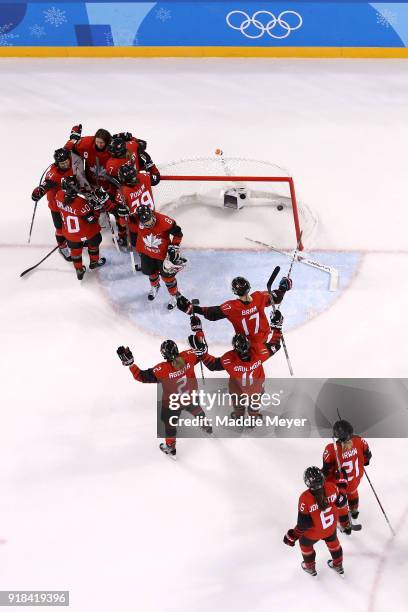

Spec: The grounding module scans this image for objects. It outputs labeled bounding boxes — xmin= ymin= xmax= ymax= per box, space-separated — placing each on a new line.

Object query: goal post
xmin=152 ymin=156 xmax=336 ymax=290
xmin=160 ymin=173 xmax=304 ymax=251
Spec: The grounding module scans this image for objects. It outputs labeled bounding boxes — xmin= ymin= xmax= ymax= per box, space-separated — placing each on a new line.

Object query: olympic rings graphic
xmin=226 ymin=10 xmax=303 ymax=40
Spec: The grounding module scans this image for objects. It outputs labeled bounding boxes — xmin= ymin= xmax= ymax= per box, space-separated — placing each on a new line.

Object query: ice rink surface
xmin=1 ymin=58 xmax=408 ymax=611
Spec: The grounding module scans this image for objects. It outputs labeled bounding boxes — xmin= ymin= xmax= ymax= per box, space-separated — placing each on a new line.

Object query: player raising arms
xmin=177 ymin=276 xmax=292 ymax=344
xmin=322 ymin=420 xmax=372 ymax=521
xmin=31 ymin=148 xmax=74 ymax=261
xmin=117 ymin=340 xmax=212 ymax=458
xmin=284 ymin=467 xmax=350 ymax=577
xmin=65 ymin=124 xmax=112 ymax=188
xmin=188 ymin=312 xmax=282 ymax=422
xmin=106 ymin=132 xmax=160 ymax=185
xmin=55 ymin=176 xmax=110 ymax=280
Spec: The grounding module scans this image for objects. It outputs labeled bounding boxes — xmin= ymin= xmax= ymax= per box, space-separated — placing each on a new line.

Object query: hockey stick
xmin=266 ymin=265 xmax=294 ymax=376
xmin=265 ymin=235 xmax=302 ymax=376
xmin=191 ymin=298 xmax=205 ymax=384
xmin=287 ymin=231 xmax=303 ymax=280
xmin=28 ymin=202 xmax=38 ymax=244
xmin=332 ymin=436 xmax=362 ymax=531
xmin=267 ymin=266 xmax=280 ymax=293
xmin=95 ymin=158 xmax=120 ymax=253
xmin=364 ymin=468 xmax=395 ymax=536
xmin=20 ymin=245 xmax=59 ymax=277
xmin=28 ymin=164 xmax=52 ymax=243
xmin=124 ymin=215 xmax=136 ymax=274
xmin=246 ymin=237 xmax=339 ymax=291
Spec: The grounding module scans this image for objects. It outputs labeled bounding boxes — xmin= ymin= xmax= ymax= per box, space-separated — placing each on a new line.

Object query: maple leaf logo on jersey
xmin=89 ymin=163 xmax=108 ymax=178
xmin=143 ymin=233 xmax=162 ymax=251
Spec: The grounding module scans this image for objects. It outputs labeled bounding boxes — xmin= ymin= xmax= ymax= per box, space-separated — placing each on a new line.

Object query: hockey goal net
xmin=154 ymin=156 xmax=318 ymax=251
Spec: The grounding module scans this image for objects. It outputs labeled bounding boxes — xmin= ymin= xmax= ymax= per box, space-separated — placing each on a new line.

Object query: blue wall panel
xmin=1 ymin=1 xmax=408 ymax=47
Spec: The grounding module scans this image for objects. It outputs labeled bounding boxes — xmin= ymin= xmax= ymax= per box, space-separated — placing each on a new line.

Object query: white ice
xmin=1 ymin=58 xmax=408 ymax=612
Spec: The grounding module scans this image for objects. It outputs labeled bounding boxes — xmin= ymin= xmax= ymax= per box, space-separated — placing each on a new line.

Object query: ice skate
xmin=89 ymin=257 xmax=106 ymax=270
xmin=327 ymin=560 xmax=344 ymax=575
xmin=76 ymin=266 xmax=86 ymax=281
xmin=59 ymin=245 xmax=72 ymax=262
xmin=148 ymin=284 xmax=160 ymax=301
xmin=167 ymin=294 xmax=177 ymax=310
xmin=301 ymin=562 xmax=317 ymax=577
xmin=159 ymin=442 xmax=176 ymax=460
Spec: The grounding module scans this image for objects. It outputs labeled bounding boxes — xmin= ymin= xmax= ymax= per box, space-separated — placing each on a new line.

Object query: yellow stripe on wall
xmin=1 ymin=46 xmax=408 ymax=58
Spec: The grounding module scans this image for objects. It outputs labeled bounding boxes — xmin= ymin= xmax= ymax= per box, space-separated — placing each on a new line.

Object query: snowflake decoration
xmin=0 ymin=23 xmax=18 ymax=46
xmin=30 ymin=24 xmax=46 ymax=39
xmin=376 ymin=9 xmax=397 ymax=29
xmin=43 ymin=7 xmax=67 ymax=28
xmin=155 ymin=8 xmax=171 ymax=22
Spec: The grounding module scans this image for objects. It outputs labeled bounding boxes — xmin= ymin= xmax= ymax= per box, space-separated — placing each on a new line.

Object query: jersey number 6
xmin=320 ymin=507 xmax=334 ymax=529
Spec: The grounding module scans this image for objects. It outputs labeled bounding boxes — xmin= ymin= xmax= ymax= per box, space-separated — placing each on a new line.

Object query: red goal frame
xmin=160 ymin=174 xmax=304 ymax=251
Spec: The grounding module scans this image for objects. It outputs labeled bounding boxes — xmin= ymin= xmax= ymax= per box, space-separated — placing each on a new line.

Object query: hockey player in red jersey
xmin=106 ymin=133 xmax=160 ymax=185
xmin=117 ymin=340 xmax=212 ymax=458
xmin=31 ymin=148 xmax=74 ymax=261
xmin=284 ymin=466 xmax=351 ymax=576
xmin=188 ymin=312 xmax=282 ymax=421
xmin=65 ymin=124 xmax=112 ymax=188
xmin=124 ymin=200 xmax=185 ymax=310
xmin=322 ymin=420 xmax=372 ymax=520
xmin=177 ymin=276 xmax=292 ymax=344
xmin=55 ymin=176 xmax=110 ymax=280
xmin=114 ymin=163 xmax=155 ymax=250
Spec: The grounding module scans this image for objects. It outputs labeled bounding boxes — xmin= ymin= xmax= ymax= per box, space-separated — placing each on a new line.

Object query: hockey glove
xmin=364 ymin=449 xmax=372 ymax=466
xmin=167 ymin=244 xmax=180 ymax=264
xmin=116 ymin=201 xmax=130 ymax=218
xmin=149 ymin=165 xmax=161 ymax=186
xmin=90 ymin=187 xmax=110 ymax=212
xmin=335 ymin=469 xmax=348 ymax=492
xmin=117 ymin=346 xmax=134 ymax=366
xmin=270 ymin=309 xmax=283 ymax=330
xmin=31 ymin=186 xmax=46 ymax=202
xmin=188 ymin=334 xmax=208 ymax=357
xmin=177 ymin=295 xmax=193 ymax=315
xmin=279 ymin=277 xmax=292 ymax=292
xmin=340 ymin=519 xmax=352 ymax=536
xmin=190 ymin=315 xmax=202 ymax=333
xmin=283 ymin=529 xmax=299 ymax=547
xmin=70 ymin=124 xmax=82 ymax=142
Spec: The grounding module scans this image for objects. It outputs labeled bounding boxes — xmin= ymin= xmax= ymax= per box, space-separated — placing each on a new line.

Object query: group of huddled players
xmin=31 ymin=124 xmax=186 ymax=308
xmin=32 ymin=126 xmax=374 ymax=578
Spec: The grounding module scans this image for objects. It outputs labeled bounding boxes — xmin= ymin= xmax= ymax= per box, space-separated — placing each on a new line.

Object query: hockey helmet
xmin=118 ymin=163 xmax=137 ymax=185
xmin=54 ymin=148 xmax=71 ymax=167
xmin=160 ymin=340 xmax=179 ymax=362
xmin=61 ymin=175 xmax=79 ymax=196
xmin=108 ymin=136 xmax=127 ymax=158
xmin=232 ymin=333 xmax=251 ymax=359
xmin=232 ymin=277 xmax=251 ymax=297
xmin=304 ymin=466 xmax=325 ymax=491
xmin=333 ymin=420 xmax=353 ymax=442
xmin=136 ymin=205 xmax=155 ymax=225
